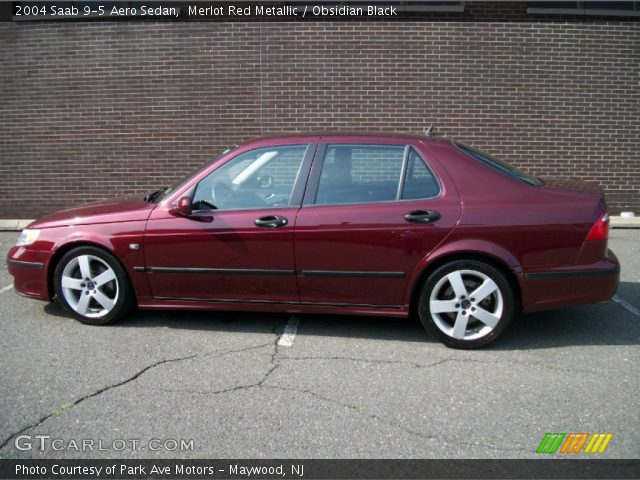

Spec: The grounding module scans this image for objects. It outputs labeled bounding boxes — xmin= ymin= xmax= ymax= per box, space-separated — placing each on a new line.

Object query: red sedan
xmin=7 ymin=134 xmax=619 ymax=348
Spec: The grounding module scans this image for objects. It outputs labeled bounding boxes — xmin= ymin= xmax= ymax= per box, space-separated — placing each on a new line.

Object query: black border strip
xmin=7 ymin=259 xmax=44 ymax=270
xmin=1 ymin=459 xmax=639 ymax=479
xmin=143 ymin=267 xmax=295 ymax=276
xmin=154 ymin=295 xmax=402 ymax=309
xmin=526 ymin=268 xmax=619 ymax=280
xmin=301 ymin=270 xmax=405 ymax=278
xmin=134 ymin=267 xmax=406 ymax=278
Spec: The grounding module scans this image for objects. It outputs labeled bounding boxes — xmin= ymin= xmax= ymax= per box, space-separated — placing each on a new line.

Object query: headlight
xmin=16 ymin=229 xmax=40 ymax=247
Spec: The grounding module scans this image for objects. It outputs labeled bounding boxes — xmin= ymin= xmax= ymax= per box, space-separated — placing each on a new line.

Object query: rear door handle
xmin=254 ymin=215 xmax=288 ymax=228
xmin=404 ymin=210 xmax=440 ymax=224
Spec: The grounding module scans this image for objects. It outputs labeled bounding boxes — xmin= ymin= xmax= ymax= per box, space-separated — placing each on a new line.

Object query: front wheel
xmin=53 ymin=246 xmax=135 ymax=325
xmin=417 ymin=260 xmax=515 ymax=349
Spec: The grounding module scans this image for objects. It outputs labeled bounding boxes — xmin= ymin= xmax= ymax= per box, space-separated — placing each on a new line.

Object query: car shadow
xmin=43 ymin=281 xmax=640 ymax=349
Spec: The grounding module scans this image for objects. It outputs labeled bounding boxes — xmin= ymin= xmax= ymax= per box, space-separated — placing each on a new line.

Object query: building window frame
xmin=527 ymin=1 xmax=640 ymax=17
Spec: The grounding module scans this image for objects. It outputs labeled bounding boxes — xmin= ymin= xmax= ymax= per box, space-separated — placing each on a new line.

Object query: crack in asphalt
xmin=1 ymin=318 xmax=535 ymax=456
xmin=152 ymin=321 xmax=287 ymax=397
xmin=0 ymin=341 xmax=274 ymax=451
xmin=150 ymin=364 xmax=529 ymax=454
xmin=141 ymin=329 xmax=530 ymax=454
xmin=0 ymin=351 xmax=199 ymax=450
xmin=261 ymin=384 xmax=529 ymax=454
xmin=280 ymin=355 xmax=596 ymax=375
xmin=281 ymin=355 xmax=446 ymax=369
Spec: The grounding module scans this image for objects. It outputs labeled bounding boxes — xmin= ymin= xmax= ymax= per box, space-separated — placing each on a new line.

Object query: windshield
xmin=148 ymin=148 xmax=236 ymax=203
xmin=454 ymin=142 xmax=543 ymax=187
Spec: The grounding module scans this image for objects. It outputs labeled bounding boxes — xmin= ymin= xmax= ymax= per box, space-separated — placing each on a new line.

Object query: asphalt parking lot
xmin=0 ymin=230 xmax=638 ymax=459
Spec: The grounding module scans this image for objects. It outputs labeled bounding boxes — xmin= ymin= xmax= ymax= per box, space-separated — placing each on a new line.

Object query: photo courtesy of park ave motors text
xmin=0 ymin=0 xmax=639 ymax=478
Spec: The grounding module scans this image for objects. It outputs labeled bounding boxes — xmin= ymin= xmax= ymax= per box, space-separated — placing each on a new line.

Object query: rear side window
xmin=314 ymin=144 xmax=440 ymax=205
xmin=401 ymin=148 xmax=440 ymax=200
xmin=454 ymin=142 xmax=543 ymax=186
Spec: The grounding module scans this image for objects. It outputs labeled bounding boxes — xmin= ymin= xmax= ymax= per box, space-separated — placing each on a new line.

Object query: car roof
xmin=238 ymin=132 xmax=454 ymax=147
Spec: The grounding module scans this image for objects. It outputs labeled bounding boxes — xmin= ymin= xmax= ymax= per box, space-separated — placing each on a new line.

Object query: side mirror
xmin=174 ymin=197 xmax=192 ymax=217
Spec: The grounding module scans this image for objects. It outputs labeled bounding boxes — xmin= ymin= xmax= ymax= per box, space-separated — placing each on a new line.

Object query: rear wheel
xmin=418 ymin=260 xmax=515 ymax=349
xmin=53 ymin=246 xmax=134 ymax=325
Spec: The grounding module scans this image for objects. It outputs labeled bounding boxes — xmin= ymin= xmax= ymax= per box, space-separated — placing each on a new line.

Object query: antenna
xmin=424 ymin=125 xmax=434 ymax=137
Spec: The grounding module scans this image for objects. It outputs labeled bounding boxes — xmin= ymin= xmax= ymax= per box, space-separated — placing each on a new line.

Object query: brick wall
xmin=0 ymin=6 xmax=638 ymax=217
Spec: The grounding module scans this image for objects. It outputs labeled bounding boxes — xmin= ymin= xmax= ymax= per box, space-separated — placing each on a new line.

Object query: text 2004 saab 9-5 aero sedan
xmin=7 ymin=134 xmax=620 ymax=348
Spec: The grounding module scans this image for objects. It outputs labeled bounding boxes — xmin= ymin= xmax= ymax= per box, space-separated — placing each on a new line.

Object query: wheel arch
xmin=47 ymin=240 xmax=127 ymax=299
xmin=406 ymin=242 xmax=524 ymax=316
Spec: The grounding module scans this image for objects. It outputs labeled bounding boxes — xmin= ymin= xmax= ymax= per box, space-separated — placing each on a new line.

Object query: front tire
xmin=417 ymin=260 xmax=515 ymax=349
xmin=53 ymin=246 xmax=134 ymax=325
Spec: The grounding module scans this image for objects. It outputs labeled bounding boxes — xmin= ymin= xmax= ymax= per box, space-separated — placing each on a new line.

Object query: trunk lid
xmin=538 ymin=177 xmax=604 ymax=196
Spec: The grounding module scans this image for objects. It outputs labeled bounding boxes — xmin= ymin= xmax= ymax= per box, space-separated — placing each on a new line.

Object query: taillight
xmin=586 ymin=212 xmax=609 ymax=242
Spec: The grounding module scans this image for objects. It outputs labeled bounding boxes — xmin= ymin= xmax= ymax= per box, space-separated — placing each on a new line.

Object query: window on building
xmin=528 ymin=1 xmax=640 ymax=16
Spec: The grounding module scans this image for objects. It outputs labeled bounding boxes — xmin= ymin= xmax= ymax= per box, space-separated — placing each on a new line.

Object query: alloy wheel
xmin=429 ymin=269 xmax=503 ymax=341
xmin=60 ymin=254 xmax=119 ymax=319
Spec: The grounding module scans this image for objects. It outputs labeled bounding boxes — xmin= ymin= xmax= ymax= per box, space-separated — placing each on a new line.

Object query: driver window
xmin=192 ymin=145 xmax=308 ymax=211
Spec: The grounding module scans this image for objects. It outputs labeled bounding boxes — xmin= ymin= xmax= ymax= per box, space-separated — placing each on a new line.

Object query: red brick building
xmin=0 ymin=1 xmax=638 ymax=218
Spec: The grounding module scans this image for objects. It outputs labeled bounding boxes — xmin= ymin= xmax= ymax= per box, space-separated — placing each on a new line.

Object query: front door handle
xmin=254 ymin=215 xmax=288 ymax=228
xmin=404 ymin=210 xmax=440 ymax=224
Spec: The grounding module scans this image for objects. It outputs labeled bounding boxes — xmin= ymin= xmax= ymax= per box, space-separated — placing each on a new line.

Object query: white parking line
xmin=0 ymin=284 xmax=13 ymax=295
xmin=613 ymin=295 xmax=640 ymax=318
xmin=277 ymin=315 xmax=300 ymax=347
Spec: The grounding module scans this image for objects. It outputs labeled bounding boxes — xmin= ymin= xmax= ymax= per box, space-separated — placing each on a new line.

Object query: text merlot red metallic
xmin=7 ymin=134 xmax=619 ymax=348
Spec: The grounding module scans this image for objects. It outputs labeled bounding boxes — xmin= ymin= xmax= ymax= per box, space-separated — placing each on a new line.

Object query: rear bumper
xmin=521 ymin=249 xmax=620 ymax=312
xmin=6 ymin=246 xmax=51 ymax=300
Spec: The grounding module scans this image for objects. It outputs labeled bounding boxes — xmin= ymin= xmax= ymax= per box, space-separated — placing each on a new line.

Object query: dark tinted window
xmin=314 ymin=145 xmax=440 ymax=205
xmin=454 ymin=142 xmax=543 ymax=186
xmin=193 ymin=145 xmax=308 ymax=210
xmin=401 ymin=148 xmax=440 ymax=200
xmin=315 ymin=145 xmax=405 ymax=205
xmin=528 ymin=1 xmax=637 ymax=12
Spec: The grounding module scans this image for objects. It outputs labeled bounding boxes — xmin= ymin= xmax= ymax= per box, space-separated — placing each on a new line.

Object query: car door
xmin=143 ymin=143 xmax=315 ymax=303
xmin=294 ymin=139 xmax=461 ymax=308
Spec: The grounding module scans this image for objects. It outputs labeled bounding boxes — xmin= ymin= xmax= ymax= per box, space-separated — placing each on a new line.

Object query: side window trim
xmin=395 ymin=145 xmax=411 ymax=201
xmin=302 ymin=143 xmax=327 ymax=206
xmin=288 ymin=143 xmax=318 ymax=206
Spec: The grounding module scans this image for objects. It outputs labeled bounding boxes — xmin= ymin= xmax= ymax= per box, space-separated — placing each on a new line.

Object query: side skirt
xmin=136 ymin=296 xmax=408 ymax=318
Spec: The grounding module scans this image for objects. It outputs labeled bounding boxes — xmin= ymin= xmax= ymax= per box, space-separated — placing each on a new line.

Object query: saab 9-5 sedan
xmin=7 ymin=134 xmax=619 ymax=348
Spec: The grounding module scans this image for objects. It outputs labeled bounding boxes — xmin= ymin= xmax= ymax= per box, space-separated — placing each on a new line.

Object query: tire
xmin=417 ymin=259 xmax=515 ymax=349
xmin=53 ymin=246 xmax=135 ymax=325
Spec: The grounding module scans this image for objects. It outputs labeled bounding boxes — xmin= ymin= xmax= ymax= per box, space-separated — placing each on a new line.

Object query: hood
xmin=29 ymin=197 xmax=156 ymax=229
xmin=538 ymin=177 xmax=603 ymax=196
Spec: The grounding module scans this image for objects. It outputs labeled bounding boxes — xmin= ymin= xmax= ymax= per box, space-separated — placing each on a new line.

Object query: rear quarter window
xmin=454 ymin=142 xmax=543 ymax=186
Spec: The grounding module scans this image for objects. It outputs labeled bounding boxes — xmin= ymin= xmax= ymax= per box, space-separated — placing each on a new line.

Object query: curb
xmin=0 ymin=220 xmax=35 ymax=231
xmin=611 ymin=216 xmax=640 ymax=228
xmin=0 ymin=217 xmax=638 ymax=231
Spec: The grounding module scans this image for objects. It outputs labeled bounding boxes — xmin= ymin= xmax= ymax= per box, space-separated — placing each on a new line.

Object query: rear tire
xmin=53 ymin=246 xmax=134 ymax=325
xmin=417 ymin=259 xmax=515 ymax=349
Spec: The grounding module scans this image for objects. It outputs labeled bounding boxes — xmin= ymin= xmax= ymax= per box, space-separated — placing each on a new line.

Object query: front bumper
xmin=7 ymin=246 xmax=51 ymax=300
xmin=521 ymin=249 xmax=620 ymax=312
